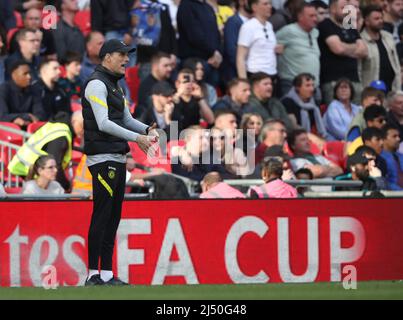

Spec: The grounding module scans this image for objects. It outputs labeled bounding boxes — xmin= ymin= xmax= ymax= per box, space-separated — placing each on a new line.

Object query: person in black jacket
xmin=31 ymin=59 xmax=71 ymax=120
xmin=0 ymin=0 xmax=16 ymax=32
xmin=90 ymin=0 xmax=134 ymax=43
xmin=177 ymin=0 xmax=222 ymax=86
xmin=0 ymin=60 xmax=45 ymax=127
xmin=138 ymin=80 xmax=176 ymax=139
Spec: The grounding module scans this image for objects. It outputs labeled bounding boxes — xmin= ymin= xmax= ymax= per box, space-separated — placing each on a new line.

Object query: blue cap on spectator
xmin=369 ymin=80 xmax=387 ymax=92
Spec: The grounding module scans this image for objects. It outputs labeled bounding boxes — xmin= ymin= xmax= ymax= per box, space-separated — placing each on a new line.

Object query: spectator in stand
xmin=13 ymin=0 xmax=45 ymax=13
xmin=183 ymin=57 xmax=217 ymax=107
xmin=355 ymin=134 xmax=388 ymax=177
xmin=243 ymin=72 xmax=293 ymax=130
xmin=9 ymin=111 xmax=75 ymax=192
xmin=381 ymin=124 xmax=403 ymax=189
xmin=207 ymin=0 xmax=234 ymax=36
xmin=360 ymin=5 xmax=401 ymax=93
xmin=137 ymin=81 xmax=176 ymax=137
xmin=346 ymin=86 xmax=385 ymax=141
xmin=255 ymin=119 xmax=287 ymax=164
xmin=135 ymin=52 xmax=173 ymax=118
xmin=276 ymin=2 xmax=321 ymax=97
xmin=159 ymin=0 xmax=180 ymax=36
xmin=344 ymin=151 xmax=384 ymax=192
xmin=295 ymin=167 xmax=314 ymax=196
xmin=237 ymin=0 xmax=282 ymax=84
xmin=209 ymin=126 xmax=253 ymax=177
xmin=5 ymin=28 xmax=41 ymax=81
xmin=213 ymin=78 xmax=252 ymax=123
xmin=200 ymin=171 xmax=246 ymax=198
xmin=318 ymin=0 xmax=368 ymax=105
xmin=386 ymin=91 xmax=403 ymax=145
xmin=288 ymin=128 xmax=343 ymax=178
xmin=32 ymin=59 xmax=71 ymax=120
xmin=396 ymin=23 xmax=403 ymax=60
xmin=129 ymin=0 xmax=178 ymax=80
xmin=0 ymin=0 xmax=16 ymax=32
xmin=0 ymin=26 xmax=8 ymax=85
xmin=247 ymin=157 xmax=298 ymax=198
xmin=171 ymin=68 xmax=215 ymax=131
xmin=269 ymin=0 xmax=304 ymax=32
xmin=348 ymin=104 xmax=387 ymax=154
xmin=214 ymin=109 xmax=238 ymax=138
xmin=79 ymin=31 xmax=105 ymax=83
xmin=177 ymin=0 xmax=222 ymax=86
xmin=383 ymin=0 xmax=403 ymax=42
xmin=282 ymin=73 xmax=329 ymax=139
xmin=58 ymin=52 xmax=83 ymax=102
xmin=254 ymin=144 xmax=296 ymax=180
xmin=91 ymin=0 xmax=133 ymax=43
xmin=53 ymin=0 xmax=86 ymax=63
xmin=323 ymin=78 xmax=361 ymax=140
xmin=9 ymin=8 xmax=56 ymax=59
xmin=222 ymin=0 xmax=252 ymax=82
xmin=240 ymin=112 xmax=263 ymax=153
xmin=0 ymin=60 xmax=45 ymax=126
xmin=311 ymin=0 xmax=329 ymax=23
xmin=171 ymin=125 xmax=221 ymax=182
xmin=22 ymin=155 xmax=65 ymax=195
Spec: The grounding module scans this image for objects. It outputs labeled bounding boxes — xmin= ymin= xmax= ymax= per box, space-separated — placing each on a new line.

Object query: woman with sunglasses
xmin=22 ymin=155 xmax=64 ymax=195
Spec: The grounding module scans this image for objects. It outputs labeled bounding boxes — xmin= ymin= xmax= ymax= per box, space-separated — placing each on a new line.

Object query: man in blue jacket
xmin=222 ymin=0 xmax=252 ymax=82
xmin=177 ymin=0 xmax=222 ymax=86
xmin=380 ymin=124 xmax=403 ymax=190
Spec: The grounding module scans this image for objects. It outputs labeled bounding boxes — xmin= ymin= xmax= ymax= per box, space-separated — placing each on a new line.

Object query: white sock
xmin=100 ymin=270 xmax=113 ymax=282
xmin=87 ymin=269 xmax=99 ymax=280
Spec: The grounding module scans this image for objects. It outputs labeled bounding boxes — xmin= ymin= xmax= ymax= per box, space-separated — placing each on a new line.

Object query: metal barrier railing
xmin=224 ymin=179 xmax=363 ymax=188
xmin=0 ymin=193 xmax=152 ymax=200
xmin=303 ymin=191 xmax=403 ymax=198
xmin=0 ymin=124 xmax=32 ymax=143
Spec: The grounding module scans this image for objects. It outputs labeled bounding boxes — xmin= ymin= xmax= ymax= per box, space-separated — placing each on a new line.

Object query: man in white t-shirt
xmin=236 ymin=0 xmax=283 ymax=79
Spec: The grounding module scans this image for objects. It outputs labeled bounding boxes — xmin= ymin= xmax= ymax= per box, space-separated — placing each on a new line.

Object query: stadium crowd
xmin=1 ymin=0 xmax=403 ymax=198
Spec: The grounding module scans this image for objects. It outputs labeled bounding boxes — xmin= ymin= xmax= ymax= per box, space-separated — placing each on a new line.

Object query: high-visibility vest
xmin=200 ymin=182 xmax=246 ymax=199
xmin=8 ymin=122 xmax=72 ymax=176
xmin=248 ymin=179 xmax=298 ymax=199
xmin=72 ymin=155 xmax=92 ymax=194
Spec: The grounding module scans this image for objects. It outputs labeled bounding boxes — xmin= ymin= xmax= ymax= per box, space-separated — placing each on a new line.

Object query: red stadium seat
xmin=323 ymin=141 xmax=347 ymax=169
xmin=125 ymin=65 xmax=140 ymax=103
xmin=14 ymin=11 xmax=23 ymax=28
xmin=0 ymin=122 xmax=24 ymax=145
xmin=4 ymin=187 xmax=22 ymax=194
xmin=73 ymin=10 xmax=91 ymax=36
xmin=26 ymin=121 xmax=46 ymax=134
xmin=6 ymin=27 xmax=20 ymax=50
xmin=128 ymin=141 xmax=172 ymax=173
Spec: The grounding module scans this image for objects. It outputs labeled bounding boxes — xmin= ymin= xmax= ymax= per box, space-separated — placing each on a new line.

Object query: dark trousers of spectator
xmin=87 ymin=161 xmax=126 ymax=271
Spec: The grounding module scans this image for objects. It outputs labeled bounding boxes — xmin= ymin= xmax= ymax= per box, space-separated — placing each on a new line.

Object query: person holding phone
xmin=171 ymin=68 xmax=215 ymax=131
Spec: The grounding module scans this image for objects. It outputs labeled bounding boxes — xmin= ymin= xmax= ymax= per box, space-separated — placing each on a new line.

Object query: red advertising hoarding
xmin=0 ymin=199 xmax=402 ymax=287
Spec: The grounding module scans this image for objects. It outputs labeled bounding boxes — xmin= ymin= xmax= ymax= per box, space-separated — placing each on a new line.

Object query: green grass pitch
xmin=0 ymin=281 xmax=402 ymax=300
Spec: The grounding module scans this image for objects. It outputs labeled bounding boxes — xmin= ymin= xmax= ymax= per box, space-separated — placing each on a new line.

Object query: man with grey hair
xmin=255 ymin=119 xmax=287 ymax=164
xmin=387 ymin=91 xmax=403 ymax=148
